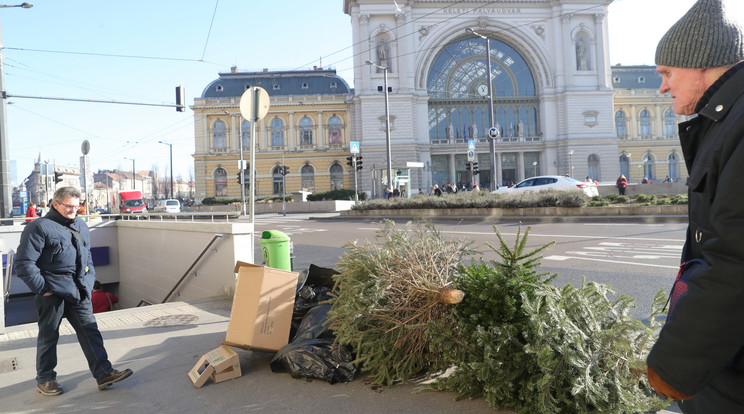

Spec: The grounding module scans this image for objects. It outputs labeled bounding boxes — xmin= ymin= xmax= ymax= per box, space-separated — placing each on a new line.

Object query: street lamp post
xmin=0 ymin=2 xmax=32 ymax=220
xmin=532 ymin=161 xmax=537 ymax=177
xmin=466 ymin=28 xmax=497 ymax=191
xmin=222 ymin=110 xmax=246 ymax=216
xmin=158 ymin=141 xmax=173 ymax=199
xmin=568 ymin=150 xmax=574 ymax=178
xmin=124 ymin=157 xmax=135 ymax=189
xmin=365 ymin=61 xmax=393 ymax=196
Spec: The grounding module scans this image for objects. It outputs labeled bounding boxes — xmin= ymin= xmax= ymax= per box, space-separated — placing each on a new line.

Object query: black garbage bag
xmin=270 ymin=304 xmax=356 ymax=383
xmin=290 ymin=264 xmax=339 ymax=339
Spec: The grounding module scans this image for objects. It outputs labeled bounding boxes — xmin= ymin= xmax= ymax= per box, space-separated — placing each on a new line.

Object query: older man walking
xmin=16 ymin=187 xmax=132 ymax=396
xmin=645 ymin=0 xmax=744 ymax=412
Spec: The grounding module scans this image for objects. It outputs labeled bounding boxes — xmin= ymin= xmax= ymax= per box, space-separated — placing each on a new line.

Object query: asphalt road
xmin=252 ymin=214 xmax=685 ymax=321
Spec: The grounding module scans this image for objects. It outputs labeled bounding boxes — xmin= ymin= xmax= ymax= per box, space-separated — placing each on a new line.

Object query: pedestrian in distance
xmin=615 ymin=174 xmax=627 ymax=195
xmin=645 ymin=0 xmax=744 ymax=412
xmin=91 ymin=280 xmax=119 ymax=314
xmin=15 ymin=187 xmax=133 ymax=396
xmin=38 ymin=201 xmax=50 ymax=217
xmin=25 ymin=202 xmax=38 ymax=223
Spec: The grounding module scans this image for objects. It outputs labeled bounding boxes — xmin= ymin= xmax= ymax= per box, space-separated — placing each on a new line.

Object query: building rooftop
xmin=611 ymin=65 xmax=663 ymax=90
xmin=201 ymin=68 xmax=351 ymax=99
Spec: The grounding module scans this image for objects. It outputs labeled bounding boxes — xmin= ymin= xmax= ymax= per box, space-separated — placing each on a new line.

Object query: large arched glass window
xmin=271 ymin=118 xmax=284 ymax=147
xmin=643 ymin=153 xmax=654 ymax=181
xmin=272 ymin=166 xmax=283 ymax=194
xmin=213 ymin=120 xmax=227 ymax=149
xmin=615 ymin=111 xmax=627 ymax=137
xmin=214 ymin=167 xmax=227 ymax=196
xmin=664 ymin=109 xmax=676 ymax=136
xmin=668 ymin=152 xmax=679 ymax=181
xmin=330 ymin=164 xmax=343 ymax=190
xmin=299 ymin=117 xmax=313 ymax=145
xmin=328 ymin=116 xmax=342 ymax=145
xmin=619 ymin=154 xmax=630 ymax=178
xmin=427 ymin=36 xmax=539 ymax=142
xmin=587 ymin=154 xmax=599 ymax=181
xmin=241 ymin=120 xmax=251 ymax=148
xmin=640 ymin=110 xmax=651 ymax=136
xmin=301 ymin=164 xmax=314 ymax=190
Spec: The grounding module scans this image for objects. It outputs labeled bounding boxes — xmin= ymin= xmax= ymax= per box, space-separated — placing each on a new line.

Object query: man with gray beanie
xmin=647 ymin=0 xmax=744 ymax=411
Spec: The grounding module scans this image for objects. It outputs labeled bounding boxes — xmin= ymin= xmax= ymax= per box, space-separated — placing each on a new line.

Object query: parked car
xmin=492 ymin=175 xmax=599 ymax=197
xmin=153 ymin=199 xmax=181 ymax=213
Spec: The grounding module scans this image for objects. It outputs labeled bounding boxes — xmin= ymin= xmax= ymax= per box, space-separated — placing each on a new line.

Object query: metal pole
xmin=250 ymin=89 xmax=258 ymax=226
xmin=485 ymin=37 xmax=497 ymax=190
xmin=0 ymin=3 xmax=32 ymax=220
xmin=281 ymin=152 xmax=286 ymax=216
xmin=169 ymin=144 xmax=173 ymax=199
xmin=238 ymin=116 xmax=246 ymax=216
xmin=383 ymin=68 xmax=393 ymax=195
xmin=353 ymin=156 xmax=358 ymax=204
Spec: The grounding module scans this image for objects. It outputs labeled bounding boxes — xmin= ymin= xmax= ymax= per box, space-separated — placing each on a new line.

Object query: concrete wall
xmin=185 ymin=200 xmax=355 ymax=214
xmin=1 ymin=219 xmax=254 ymax=332
xmin=115 ymin=220 xmax=253 ymax=308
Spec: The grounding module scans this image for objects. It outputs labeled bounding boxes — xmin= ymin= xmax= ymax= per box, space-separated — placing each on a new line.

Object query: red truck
xmin=113 ymin=190 xmax=147 ymax=214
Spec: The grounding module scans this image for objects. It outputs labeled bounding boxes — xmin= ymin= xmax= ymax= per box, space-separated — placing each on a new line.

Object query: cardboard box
xmin=210 ymin=361 xmax=241 ymax=383
xmin=188 ymin=345 xmax=240 ymax=388
xmin=222 ymin=262 xmax=298 ymax=352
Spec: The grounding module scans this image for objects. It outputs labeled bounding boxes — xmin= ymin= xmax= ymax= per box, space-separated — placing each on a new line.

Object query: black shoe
xmin=97 ymin=368 xmax=133 ymax=390
xmin=37 ymin=379 xmax=63 ymax=396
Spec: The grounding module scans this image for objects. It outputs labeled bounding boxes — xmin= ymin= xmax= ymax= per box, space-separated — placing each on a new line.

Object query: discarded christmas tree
xmin=327 ymin=220 xmax=473 ymax=385
xmin=429 ymin=226 xmax=670 ymax=413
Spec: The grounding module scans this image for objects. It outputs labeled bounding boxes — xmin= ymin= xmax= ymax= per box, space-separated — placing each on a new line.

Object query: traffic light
xmin=281 ymin=165 xmax=290 ymax=176
xmin=176 ymin=85 xmax=185 ymax=112
xmin=236 ymin=170 xmax=244 ymax=185
xmin=465 ymin=161 xmax=472 ymax=169
xmin=356 ymin=156 xmax=363 ymax=170
xmin=54 ymin=172 xmax=63 ymax=184
xmin=472 ymin=162 xmax=479 ymax=174
xmin=346 ymin=156 xmax=354 ymax=167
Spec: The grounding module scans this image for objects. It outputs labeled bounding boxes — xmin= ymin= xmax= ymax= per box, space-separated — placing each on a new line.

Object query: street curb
xmin=313 ymin=214 xmax=687 ymax=223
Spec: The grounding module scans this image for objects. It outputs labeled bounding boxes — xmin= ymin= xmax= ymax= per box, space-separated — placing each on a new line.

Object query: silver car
xmin=492 ymin=176 xmax=599 ymax=197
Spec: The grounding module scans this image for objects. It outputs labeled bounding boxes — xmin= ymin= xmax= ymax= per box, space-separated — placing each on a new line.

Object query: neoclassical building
xmin=345 ymin=0 xmax=621 ymax=193
xmin=611 ymin=65 xmax=689 ymax=183
xmin=192 ymin=68 xmax=354 ymax=199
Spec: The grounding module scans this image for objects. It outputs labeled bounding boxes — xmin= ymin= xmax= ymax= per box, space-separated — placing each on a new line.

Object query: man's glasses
xmin=58 ymin=203 xmax=80 ymax=210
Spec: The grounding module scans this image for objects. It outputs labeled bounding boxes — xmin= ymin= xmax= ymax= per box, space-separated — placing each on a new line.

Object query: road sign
xmin=81 ymin=140 xmax=90 ymax=155
xmin=468 ymin=139 xmax=475 ymax=150
xmin=488 ymin=127 xmax=500 ymax=139
xmin=239 ymin=86 xmax=270 ymax=121
xmin=350 ymin=141 xmax=360 ymax=154
xmin=467 ymin=150 xmax=475 ymax=161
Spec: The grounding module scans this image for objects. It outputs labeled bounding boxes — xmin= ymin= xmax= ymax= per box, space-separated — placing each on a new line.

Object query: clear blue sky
xmin=1 ymin=0 xmax=741 ymax=184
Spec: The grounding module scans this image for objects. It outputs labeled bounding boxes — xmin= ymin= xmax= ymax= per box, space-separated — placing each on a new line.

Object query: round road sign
xmin=81 ymin=140 xmax=90 ymax=155
xmin=239 ymin=86 xmax=270 ymax=121
xmin=488 ymin=127 xmax=500 ymax=139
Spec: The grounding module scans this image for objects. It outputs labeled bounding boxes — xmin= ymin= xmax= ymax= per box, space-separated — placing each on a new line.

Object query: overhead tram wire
xmin=201 ymin=0 xmax=221 ymax=62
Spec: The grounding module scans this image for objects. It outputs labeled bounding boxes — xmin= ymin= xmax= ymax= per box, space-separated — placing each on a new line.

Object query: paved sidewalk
xmin=0 ymin=298 xmax=503 ymax=414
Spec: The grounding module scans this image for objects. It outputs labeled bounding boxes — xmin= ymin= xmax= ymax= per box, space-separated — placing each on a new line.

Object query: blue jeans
xmin=34 ymin=293 xmax=113 ymax=384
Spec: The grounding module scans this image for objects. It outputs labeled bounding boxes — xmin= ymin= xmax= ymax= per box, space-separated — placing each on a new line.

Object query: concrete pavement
xmin=0 ymin=297 xmax=504 ymax=414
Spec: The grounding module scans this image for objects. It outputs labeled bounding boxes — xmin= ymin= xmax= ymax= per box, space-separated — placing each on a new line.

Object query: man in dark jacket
xmin=16 ymin=187 xmax=132 ymax=396
xmin=646 ymin=0 xmax=744 ymax=412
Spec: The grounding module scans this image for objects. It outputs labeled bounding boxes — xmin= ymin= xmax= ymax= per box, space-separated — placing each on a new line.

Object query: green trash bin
xmin=260 ymin=230 xmax=293 ymax=271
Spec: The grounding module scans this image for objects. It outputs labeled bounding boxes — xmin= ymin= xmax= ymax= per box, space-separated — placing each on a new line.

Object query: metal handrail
xmin=3 ymin=250 xmax=14 ymax=303
xmin=136 ymin=233 xmax=225 ymax=307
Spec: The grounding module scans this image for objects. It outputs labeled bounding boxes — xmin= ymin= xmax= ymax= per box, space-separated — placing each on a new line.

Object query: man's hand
xmin=42 ymin=292 xmax=53 ymax=296
xmin=648 ymin=368 xmax=693 ymax=400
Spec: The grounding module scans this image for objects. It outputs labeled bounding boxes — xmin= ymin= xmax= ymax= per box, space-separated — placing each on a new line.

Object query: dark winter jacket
xmin=15 ymin=208 xmax=96 ymax=303
xmin=647 ymin=62 xmax=744 ymax=409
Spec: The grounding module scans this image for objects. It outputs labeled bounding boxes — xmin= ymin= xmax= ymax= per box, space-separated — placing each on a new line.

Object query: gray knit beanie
xmin=655 ymin=0 xmax=744 ymax=68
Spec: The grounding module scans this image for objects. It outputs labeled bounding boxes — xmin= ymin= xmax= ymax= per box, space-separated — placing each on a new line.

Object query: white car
xmin=492 ymin=176 xmax=599 ymax=197
xmin=154 ymin=199 xmax=181 ymax=213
